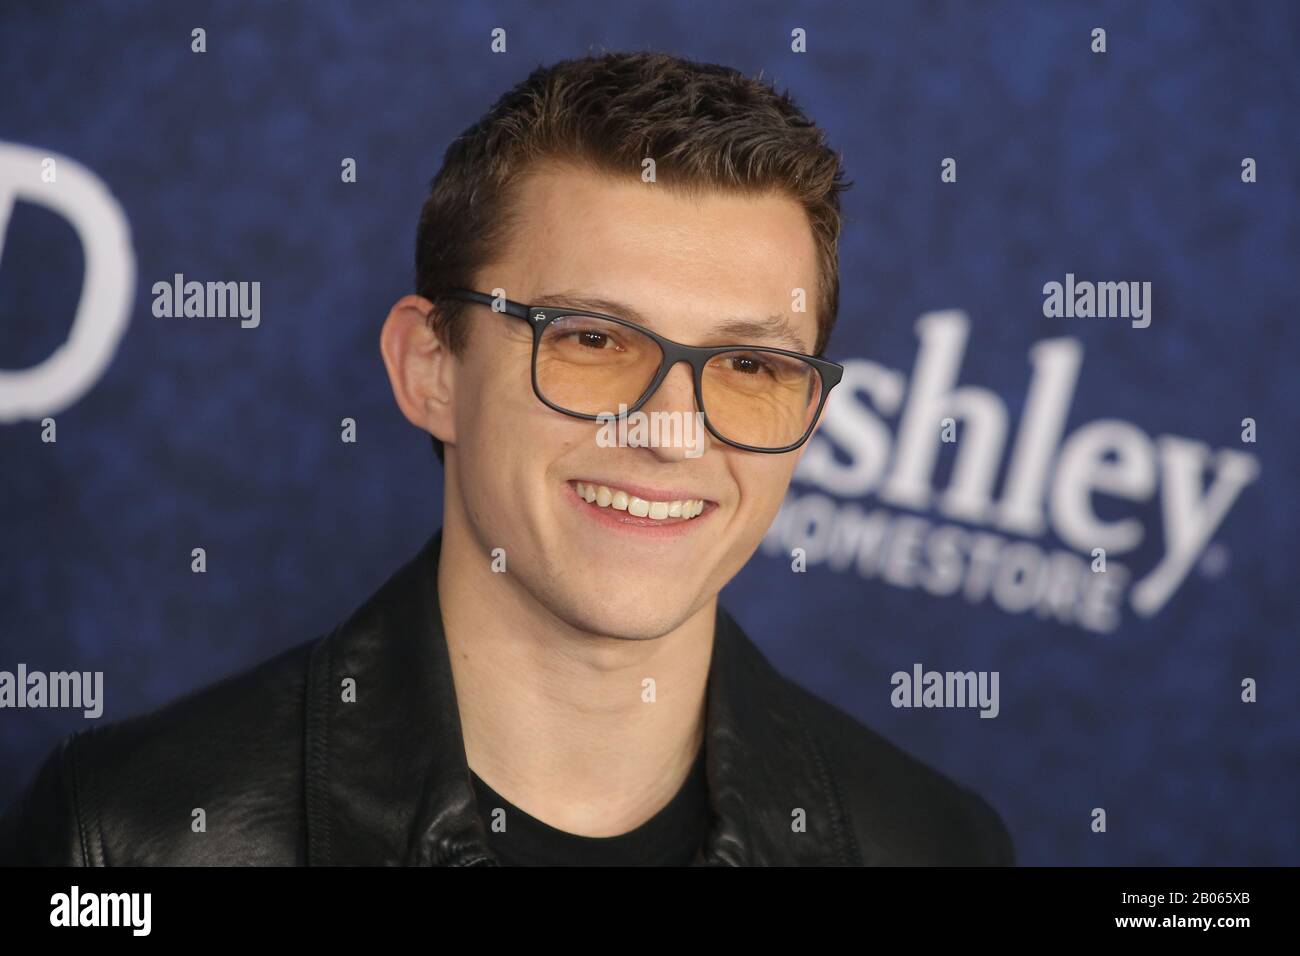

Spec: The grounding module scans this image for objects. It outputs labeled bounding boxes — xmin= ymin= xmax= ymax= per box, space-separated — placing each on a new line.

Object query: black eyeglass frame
xmin=441 ymin=288 xmax=844 ymax=454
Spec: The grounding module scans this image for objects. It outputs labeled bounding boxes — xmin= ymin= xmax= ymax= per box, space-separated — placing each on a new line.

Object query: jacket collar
xmin=305 ymin=530 xmax=860 ymax=865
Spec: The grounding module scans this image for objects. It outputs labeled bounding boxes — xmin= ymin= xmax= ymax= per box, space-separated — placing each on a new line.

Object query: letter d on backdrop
xmin=0 ymin=142 xmax=135 ymax=423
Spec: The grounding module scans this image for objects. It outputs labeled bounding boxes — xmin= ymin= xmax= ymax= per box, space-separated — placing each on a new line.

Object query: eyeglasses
xmin=440 ymin=289 xmax=843 ymax=454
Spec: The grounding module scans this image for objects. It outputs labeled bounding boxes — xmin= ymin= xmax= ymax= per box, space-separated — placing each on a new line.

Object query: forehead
xmin=485 ymin=162 xmax=821 ymax=348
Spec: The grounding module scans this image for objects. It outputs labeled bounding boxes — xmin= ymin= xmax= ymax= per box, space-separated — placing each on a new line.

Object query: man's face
xmin=447 ymin=163 xmax=823 ymax=639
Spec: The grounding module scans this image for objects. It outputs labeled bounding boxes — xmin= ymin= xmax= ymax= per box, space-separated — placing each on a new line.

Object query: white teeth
xmin=573 ymin=482 xmax=705 ymax=521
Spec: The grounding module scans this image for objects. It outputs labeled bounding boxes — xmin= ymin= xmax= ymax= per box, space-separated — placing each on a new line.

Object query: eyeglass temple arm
xmin=443 ymin=288 xmax=532 ymax=321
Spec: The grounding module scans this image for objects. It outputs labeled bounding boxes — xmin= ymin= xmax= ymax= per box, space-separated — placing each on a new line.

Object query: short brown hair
xmin=415 ymin=51 xmax=850 ymax=460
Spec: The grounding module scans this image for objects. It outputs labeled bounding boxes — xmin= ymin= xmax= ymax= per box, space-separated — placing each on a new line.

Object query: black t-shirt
xmin=469 ymin=745 xmax=711 ymax=866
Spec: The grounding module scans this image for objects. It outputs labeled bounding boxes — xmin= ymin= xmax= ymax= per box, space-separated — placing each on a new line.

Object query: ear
xmin=380 ymin=295 xmax=457 ymax=448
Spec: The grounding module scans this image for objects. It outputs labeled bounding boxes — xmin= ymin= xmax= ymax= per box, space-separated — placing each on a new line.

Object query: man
xmin=1 ymin=52 xmax=1013 ymax=866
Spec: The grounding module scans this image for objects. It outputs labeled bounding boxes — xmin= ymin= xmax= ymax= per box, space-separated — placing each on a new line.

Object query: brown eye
xmin=713 ymin=353 xmax=774 ymax=376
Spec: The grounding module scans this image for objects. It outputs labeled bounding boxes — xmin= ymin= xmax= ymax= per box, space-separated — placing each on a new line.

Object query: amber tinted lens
xmin=701 ymin=350 xmax=822 ymax=449
xmin=537 ymin=316 xmax=822 ymax=450
xmin=535 ymin=314 xmax=663 ymax=415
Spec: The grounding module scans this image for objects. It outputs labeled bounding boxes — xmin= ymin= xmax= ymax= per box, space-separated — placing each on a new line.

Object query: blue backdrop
xmin=2 ymin=0 xmax=1297 ymax=865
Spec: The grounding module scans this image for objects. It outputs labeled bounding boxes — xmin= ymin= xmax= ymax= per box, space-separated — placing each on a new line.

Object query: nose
xmin=641 ymin=360 xmax=695 ymax=413
xmin=631 ymin=360 xmax=712 ymax=461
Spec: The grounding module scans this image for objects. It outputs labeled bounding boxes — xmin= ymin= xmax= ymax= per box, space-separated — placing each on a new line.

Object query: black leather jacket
xmin=0 ymin=532 xmax=1014 ymax=866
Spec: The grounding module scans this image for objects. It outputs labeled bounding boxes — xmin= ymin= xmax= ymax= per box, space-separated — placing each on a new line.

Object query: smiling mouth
xmin=568 ymin=480 xmax=709 ymax=523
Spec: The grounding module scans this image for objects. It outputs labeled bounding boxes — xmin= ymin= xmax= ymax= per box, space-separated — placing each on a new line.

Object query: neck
xmin=435 ymin=506 xmax=715 ymax=837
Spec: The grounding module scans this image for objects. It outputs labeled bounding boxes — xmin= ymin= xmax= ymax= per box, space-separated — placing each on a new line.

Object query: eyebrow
xmin=530 ymin=290 xmax=813 ymax=353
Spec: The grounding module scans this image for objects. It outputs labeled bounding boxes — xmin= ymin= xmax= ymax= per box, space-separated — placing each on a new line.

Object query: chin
xmin=545 ymin=589 xmax=695 ymax=642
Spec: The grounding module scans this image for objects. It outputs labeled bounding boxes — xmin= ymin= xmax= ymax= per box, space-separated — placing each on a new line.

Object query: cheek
xmin=453 ymin=359 xmax=591 ymax=506
xmin=732 ymin=458 xmax=798 ymax=525
xmin=454 ymin=345 xmax=537 ymax=451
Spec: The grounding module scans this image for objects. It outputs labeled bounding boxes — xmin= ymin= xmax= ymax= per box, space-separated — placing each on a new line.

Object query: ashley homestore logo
xmin=764 ymin=310 xmax=1260 ymax=633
